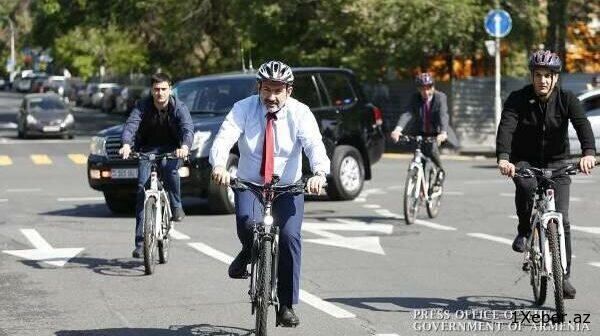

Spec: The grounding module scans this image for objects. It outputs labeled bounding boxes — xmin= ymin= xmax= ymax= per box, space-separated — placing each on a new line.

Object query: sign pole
xmin=494 ymin=24 xmax=501 ymax=130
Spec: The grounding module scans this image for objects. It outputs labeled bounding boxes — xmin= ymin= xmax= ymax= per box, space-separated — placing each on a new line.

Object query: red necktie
xmin=424 ymin=100 xmax=432 ymax=134
xmin=260 ymin=112 xmax=277 ymax=184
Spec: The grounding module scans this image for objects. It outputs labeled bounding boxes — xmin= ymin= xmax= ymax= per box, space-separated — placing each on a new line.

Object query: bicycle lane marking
xmin=374 ymin=208 xmax=457 ymax=231
xmin=187 ymin=242 xmax=356 ymax=319
xmin=589 ymin=263 xmax=600 ymax=268
xmin=468 ymin=232 xmax=578 ymax=259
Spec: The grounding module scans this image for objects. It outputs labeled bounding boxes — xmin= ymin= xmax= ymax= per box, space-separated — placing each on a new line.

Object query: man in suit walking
xmin=390 ymin=72 xmax=449 ymax=183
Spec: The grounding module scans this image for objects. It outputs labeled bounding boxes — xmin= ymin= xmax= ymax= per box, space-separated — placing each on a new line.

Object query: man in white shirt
xmin=209 ymin=60 xmax=330 ymax=327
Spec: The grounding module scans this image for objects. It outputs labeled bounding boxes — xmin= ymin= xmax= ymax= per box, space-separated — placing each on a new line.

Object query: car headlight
xmin=63 ymin=114 xmax=74 ymax=125
xmin=26 ymin=114 xmax=37 ymax=124
xmin=90 ymin=136 xmax=107 ymax=156
xmin=191 ymin=131 xmax=212 ymax=157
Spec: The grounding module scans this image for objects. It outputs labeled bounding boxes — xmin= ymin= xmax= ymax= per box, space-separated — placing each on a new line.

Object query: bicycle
xmin=230 ymin=175 xmax=308 ymax=336
xmin=402 ymin=135 xmax=444 ymax=225
xmin=131 ymin=152 xmax=181 ymax=275
xmin=518 ymin=164 xmax=579 ymax=323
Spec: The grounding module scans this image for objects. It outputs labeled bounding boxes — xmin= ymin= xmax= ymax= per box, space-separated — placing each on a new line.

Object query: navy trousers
xmin=234 ymin=188 xmax=304 ymax=306
xmin=134 ymin=147 xmax=182 ymax=247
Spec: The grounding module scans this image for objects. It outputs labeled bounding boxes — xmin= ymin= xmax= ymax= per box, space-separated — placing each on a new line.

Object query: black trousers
xmin=513 ymin=161 xmax=572 ymax=277
xmin=422 ymin=141 xmax=443 ymax=171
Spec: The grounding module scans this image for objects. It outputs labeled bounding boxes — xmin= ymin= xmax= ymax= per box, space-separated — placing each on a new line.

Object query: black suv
xmin=87 ymin=67 xmax=385 ymax=214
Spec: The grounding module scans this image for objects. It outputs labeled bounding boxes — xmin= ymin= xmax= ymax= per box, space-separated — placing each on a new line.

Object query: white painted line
xmin=353 ymin=198 xmax=366 ymax=203
xmin=589 ymin=262 xmax=600 ymax=268
xmin=571 ymin=225 xmax=600 ymax=235
xmin=6 ymin=188 xmax=41 ymax=192
xmin=21 ymin=229 xmax=53 ymax=250
xmin=169 ymin=229 xmax=190 ymax=240
xmin=188 ymin=242 xmax=234 ymax=264
xmin=509 ymin=215 xmax=518 ymax=220
xmin=363 ymin=204 xmax=381 ymax=209
xmin=468 ymin=233 xmax=512 ymax=245
xmin=57 ymin=196 xmax=104 ymax=202
xmin=500 ymin=193 xmax=514 ymax=197
xmin=362 ymin=188 xmax=385 ymax=195
xmin=375 ymin=209 xmax=400 ymax=218
xmin=444 ymin=191 xmax=464 ymax=196
xmin=188 ymin=242 xmax=356 ymax=319
xmin=299 ymin=290 xmax=356 ymax=319
xmin=306 ymin=220 xmax=394 ymax=234
xmin=415 ymin=219 xmax=457 ymax=231
xmin=0 ymin=199 xmax=7 ymax=203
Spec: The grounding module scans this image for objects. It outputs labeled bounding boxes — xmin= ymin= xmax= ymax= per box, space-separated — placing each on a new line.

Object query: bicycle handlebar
xmin=515 ymin=163 xmax=580 ymax=179
xmin=399 ymin=135 xmax=437 ymax=144
xmin=129 ymin=152 xmax=188 ymax=161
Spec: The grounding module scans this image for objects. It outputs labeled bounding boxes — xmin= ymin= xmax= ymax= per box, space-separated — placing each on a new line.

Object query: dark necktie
xmin=260 ymin=112 xmax=277 ymax=184
xmin=424 ymin=100 xmax=432 ymax=134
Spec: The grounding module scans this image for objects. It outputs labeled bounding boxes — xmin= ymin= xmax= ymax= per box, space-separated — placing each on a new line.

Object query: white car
xmin=568 ymin=88 xmax=600 ymax=155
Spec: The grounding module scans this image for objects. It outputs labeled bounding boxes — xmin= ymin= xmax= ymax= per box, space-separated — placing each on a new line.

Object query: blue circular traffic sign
xmin=485 ymin=9 xmax=512 ymax=38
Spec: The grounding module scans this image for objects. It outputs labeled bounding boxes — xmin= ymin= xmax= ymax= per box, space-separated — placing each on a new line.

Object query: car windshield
xmin=173 ymin=78 xmax=256 ymax=114
xmin=29 ymin=97 xmax=65 ymax=110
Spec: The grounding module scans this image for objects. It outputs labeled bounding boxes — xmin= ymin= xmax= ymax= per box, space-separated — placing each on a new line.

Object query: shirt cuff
xmin=497 ymin=153 xmax=510 ymax=162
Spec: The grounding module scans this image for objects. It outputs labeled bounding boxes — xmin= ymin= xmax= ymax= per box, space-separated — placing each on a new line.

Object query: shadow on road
xmin=21 ymin=257 xmax=145 ymax=276
xmin=40 ymin=204 xmax=130 ymax=218
xmin=328 ymin=295 xmax=535 ymax=315
xmin=55 ymin=324 xmax=253 ymax=336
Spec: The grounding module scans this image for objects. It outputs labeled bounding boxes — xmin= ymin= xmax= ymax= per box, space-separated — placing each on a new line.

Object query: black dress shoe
xmin=172 ymin=207 xmax=185 ymax=222
xmin=563 ymin=279 xmax=576 ymax=299
xmin=228 ymin=249 xmax=250 ymax=279
xmin=512 ymin=234 xmax=528 ymax=253
xmin=132 ymin=246 xmax=144 ymax=258
xmin=276 ymin=305 xmax=300 ymax=327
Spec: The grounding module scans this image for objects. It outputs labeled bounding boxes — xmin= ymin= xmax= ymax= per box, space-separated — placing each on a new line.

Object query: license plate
xmin=111 ymin=168 xmax=138 ymax=179
xmin=43 ymin=125 xmax=60 ymax=132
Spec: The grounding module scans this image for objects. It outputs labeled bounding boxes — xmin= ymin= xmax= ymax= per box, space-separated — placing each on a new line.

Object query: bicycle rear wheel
xmin=143 ymin=197 xmax=158 ymax=275
xmin=426 ymin=168 xmax=443 ymax=218
xmin=158 ymin=205 xmax=170 ymax=264
xmin=547 ymin=220 xmax=565 ymax=322
xmin=255 ymin=239 xmax=272 ymax=336
xmin=403 ymin=168 xmax=419 ymax=224
xmin=530 ymin=226 xmax=547 ymax=305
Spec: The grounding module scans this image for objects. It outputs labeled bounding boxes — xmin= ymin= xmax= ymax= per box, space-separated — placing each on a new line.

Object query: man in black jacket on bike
xmin=496 ymin=50 xmax=596 ymax=299
xmin=118 ymin=73 xmax=194 ymax=258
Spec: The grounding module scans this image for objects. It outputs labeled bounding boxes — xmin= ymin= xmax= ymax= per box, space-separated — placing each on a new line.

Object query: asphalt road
xmin=0 ymin=91 xmax=599 ymax=336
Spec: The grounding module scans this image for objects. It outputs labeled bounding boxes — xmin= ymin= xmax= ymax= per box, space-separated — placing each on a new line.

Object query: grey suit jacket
xmin=395 ymin=91 xmax=449 ymax=135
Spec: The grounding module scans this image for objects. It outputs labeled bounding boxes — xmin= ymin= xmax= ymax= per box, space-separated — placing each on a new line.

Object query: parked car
xmin=87 ymin=68 xmax=385 ymax=214
xmin=114 ymin=86 xmax=150 ymax=114
xmin=91 ymin=83 xmax=121 ymax=108
xmin=0 ymin=77 xmax=6 ymax=90
xmin=100 ymin=85 xmax=124 ymax=112
xmin=41 ymin=76 xmax=66 ymax=97
xmin=568 ymin=88 xmax=600 ymax=155
xmin=64 ymin=78 xmax=86 ymax=104
xmin=17 ymin=93 xmax=75 ymax=139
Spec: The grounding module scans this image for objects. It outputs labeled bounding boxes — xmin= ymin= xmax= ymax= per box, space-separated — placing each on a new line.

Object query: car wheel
xmin=328 ymin=145 xmax=365 ymax=200
xmin=103 ymin=192 xmax=135 ymax=214
xmin=208 ymin=153 xmax=239 ymax=214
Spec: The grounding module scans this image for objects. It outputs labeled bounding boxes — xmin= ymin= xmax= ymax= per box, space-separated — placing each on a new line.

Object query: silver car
xmin=568 ymin=88 xmax=600 ymax=155
xmin=17 ymin=93 xmax=75 ymax=139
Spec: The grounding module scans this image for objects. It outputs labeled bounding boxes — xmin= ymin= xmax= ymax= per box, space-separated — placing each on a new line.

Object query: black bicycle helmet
xmin=256 ymin=60 xmax=294 ymax=85
xmin=528 ymin=50 xmax=562 ymax=72
xmin=415 ymin=73 xmax=434 ymax=86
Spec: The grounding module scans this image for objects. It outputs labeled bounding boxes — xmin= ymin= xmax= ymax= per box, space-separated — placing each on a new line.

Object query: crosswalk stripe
xmin=30 ymin=154 xmax=52 ymax=165
xmin=68 ymin=154 xmax=87 ymax=165
xmin=0 ymin=155 xmax=12 ymax=166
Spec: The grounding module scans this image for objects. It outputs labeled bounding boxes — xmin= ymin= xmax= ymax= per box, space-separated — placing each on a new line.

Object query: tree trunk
xmin=545 ymin=0 xmax=568 ymax=71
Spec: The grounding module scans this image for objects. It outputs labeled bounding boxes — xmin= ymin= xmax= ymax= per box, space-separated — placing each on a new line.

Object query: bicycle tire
xmin=426 ymin=168 xmax=443 ymax=218
xmin=158 ymin=204 xmax=170 ymax=264
xmin=530 ymin=226 xmax=547 ymax=305
xmin=403 ymin=168 xmax=419 ymax=224
xmin=143 ymin=197 xmax=158 ymax=275
xmin=547 ymin=220 xmax=565 ymax=322
xmin=255 ymin=239 xmax=272 ymax=336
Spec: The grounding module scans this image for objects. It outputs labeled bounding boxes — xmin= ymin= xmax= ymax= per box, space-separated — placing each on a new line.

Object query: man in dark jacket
xmin=118 ymin=73 xmax=194 ymax=258
xmin=496 ymin=50 xmax=596 ymax=299
xmin=391 ymin=72 xmax=449 ymax=183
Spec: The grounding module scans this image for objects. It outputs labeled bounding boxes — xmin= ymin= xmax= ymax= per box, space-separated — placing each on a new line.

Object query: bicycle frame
xmin=407 ymin=137 xmax=441 ymax=202
xmin=144 ymin=167 xmax=172 ymax=242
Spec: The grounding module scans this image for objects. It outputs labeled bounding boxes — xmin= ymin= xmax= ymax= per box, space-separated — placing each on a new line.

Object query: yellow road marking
xmin=30 ymin=154 xmax=52 ymax=165
xmin=0 ymin=155 xmax=13 ymax=166
xmin=68 ymin=154 xmax=87 ymax=165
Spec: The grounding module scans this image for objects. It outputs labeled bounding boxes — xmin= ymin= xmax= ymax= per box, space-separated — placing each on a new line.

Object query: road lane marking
xmin=30 ymin=154 xmax=52 ymax=165
xmin=375 ymin=209 xmax=400 ymax=218
xmin=363 ymin=204 xmax=381 ymax=209
xmin=0 ymin=155 xmax=12 ymax=166
xmin=188 ymin=242 xmax=356 ymax=319
xmin=57 ymin=197 xmax=104 ymax=202
xmin=444 ymin=191 xmax=465 ymax=196
xmin=571 ymin=225 xmax=600 ymax=234
xmin=2 ymin=229 xmax=84 ymax=267
xmin=68 ymin=154 xmax=87 ymax=165
xmin=0 ymin=199 xmax=7 ymax=203
xmin=6 ymin=188 xmax=41 ymax=192
xmin=467 ymin=233 xmax=512 ymax=245
xmin=589 ymin=262 xmax=600 ymax=268
xmin=353 ymin=197 xmax=366 ymax=202
xmin=415 ymin=219 xmax=457 ymax=231
xmin=169 ymin=229 xmax=190 ymax=240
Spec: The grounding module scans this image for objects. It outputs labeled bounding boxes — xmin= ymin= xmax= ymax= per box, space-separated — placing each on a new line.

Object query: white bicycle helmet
xmin=256 ymin=60 xmax=294 ymax=84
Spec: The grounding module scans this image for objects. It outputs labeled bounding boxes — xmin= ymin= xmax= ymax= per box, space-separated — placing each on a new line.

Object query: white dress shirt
xmin=209 ymin=95 xmax=330 ymax=185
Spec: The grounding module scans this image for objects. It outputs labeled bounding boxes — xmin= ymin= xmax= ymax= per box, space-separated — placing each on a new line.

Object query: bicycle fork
xmin=540 ymin=189 xmax=568 ymax=276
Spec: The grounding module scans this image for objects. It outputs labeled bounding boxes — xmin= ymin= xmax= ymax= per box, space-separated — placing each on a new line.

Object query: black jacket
xmin=496 ymin=84 xmax=595 ymax=165
xmin=395 ymin=91 xmax=449 ymax=135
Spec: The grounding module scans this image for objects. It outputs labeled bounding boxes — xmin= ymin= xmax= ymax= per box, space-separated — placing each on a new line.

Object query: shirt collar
xmin=260 ymin=98 xmax=289 ymax=121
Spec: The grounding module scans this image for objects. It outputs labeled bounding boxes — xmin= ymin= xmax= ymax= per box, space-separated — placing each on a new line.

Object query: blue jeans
xmin=134 ymin=147 xmax=182 ymax=247
xmin=234 ymin=188 xmax=304 ymax=306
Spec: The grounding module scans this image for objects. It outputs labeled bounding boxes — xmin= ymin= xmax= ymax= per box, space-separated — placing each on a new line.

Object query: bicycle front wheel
xmin=143 ymin=197 xmax=158 ymax=275
xmin=158 ymin=207 xmax=170 ymax=264
xmin=403 ymin=168 xmax=419 ymax=224
xmin=547 ymin=220 xmax=565 ymax=322
xmin=530 ymin=226 xmax=547 ymax=305
xmin=255 ymin=239 xmax=272 ymax=336
xmin=426 ymin=168 xmax=443 ymax=218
